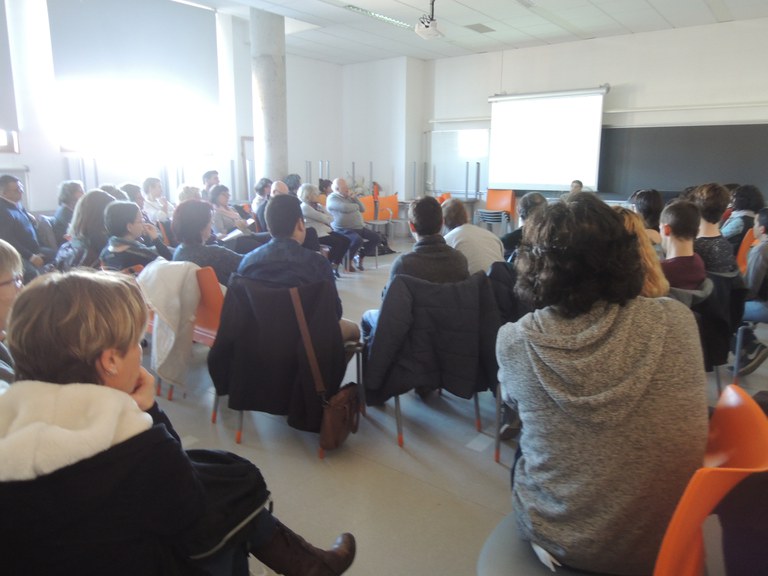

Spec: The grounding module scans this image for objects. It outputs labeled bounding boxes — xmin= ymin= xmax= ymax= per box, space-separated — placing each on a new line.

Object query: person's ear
xmin=296 ymin=218 xmax=305 ymax=233
xmin=95 ymin=348 xmax=120 ymax=386
xmin=408 ymin=222 xmax=416 ymax=233
xmin=661 ymin=223 xmax=671 ymax=237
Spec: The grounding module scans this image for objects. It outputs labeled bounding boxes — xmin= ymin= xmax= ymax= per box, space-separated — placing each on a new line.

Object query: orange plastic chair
xmin=653 ymin=384 xmax=768 ymax=576
xmin=437 ymin=192 xmax=452 ymax=204
xmin=477 ymin=189 xmax=516 ymax=232
xmin=358 ymin=195 xmax=376 ymax=222
xmin=736 ymin=227 xmax=755 ymax=275
xmin=317 ymin=194 xmax=327 ymax=206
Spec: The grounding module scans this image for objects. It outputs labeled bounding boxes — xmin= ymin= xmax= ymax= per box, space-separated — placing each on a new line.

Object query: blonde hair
xmin=614 ymin=206 xmax=669 ymax=298
xmin=177 ymin=184 xmax=202 ymax=203
xmin=0 ymin=239 xmax=22 ymax=277
xmin=7 ymin=270 xmax=148 ymax=384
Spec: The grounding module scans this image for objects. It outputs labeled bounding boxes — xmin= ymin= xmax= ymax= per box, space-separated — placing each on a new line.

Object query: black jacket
xmin=364 ymin=273 xmax=501 ymax=405
xmin=208 ymin=276 xmax=346 ymax=432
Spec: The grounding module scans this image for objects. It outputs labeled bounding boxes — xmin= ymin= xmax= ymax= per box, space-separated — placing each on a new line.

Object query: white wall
xmin=428 ymin=17 xmax=768 ymax=128
xmin=286 ymin=55 xmax=343 ymax=185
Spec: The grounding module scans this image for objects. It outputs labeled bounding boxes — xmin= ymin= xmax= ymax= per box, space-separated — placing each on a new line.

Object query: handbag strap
xmin=289 ymin=287 xmax=327 ymax=397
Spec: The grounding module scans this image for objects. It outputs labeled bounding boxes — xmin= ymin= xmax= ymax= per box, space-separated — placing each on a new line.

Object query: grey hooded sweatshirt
xmin=497 ymin=296 xmax=708 ymax=575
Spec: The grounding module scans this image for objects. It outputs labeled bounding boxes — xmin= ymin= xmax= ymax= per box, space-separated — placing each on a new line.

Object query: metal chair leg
xmin=395 ymin=395 xmax=403 ymax=447
xmin=236 ymin=411 xmax=244 ymax=444
xmin=474 ymin=393 xmax=481 ymax=432
xmin=356 ymin=346 xmax=366 ymax=415
xmin=494 ymin=388 xmax=502 ymax=463
xmin=167 ymin=384 xmax=174 ymax=401
xmin=211 ymin=395 xmax=219 ymax=423
xmin=714 ymin=365 xmax=722 ymax=396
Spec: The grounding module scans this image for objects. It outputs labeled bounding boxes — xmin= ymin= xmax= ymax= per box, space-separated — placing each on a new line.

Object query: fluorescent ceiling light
xmin=344 ymin=5 xmax=412 ymax=29
xmin=168 ymin=0 xmax=215 ymax=12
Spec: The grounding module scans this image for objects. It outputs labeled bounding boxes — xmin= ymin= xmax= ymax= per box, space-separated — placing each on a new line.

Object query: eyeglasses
xmin=0 ymin=275 xmax=23 ymax=288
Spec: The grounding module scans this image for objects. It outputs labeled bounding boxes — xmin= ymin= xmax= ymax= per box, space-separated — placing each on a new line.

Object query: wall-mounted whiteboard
xmin=430 ymin=128 xmax=489 ymax=197
xmin=488 ymin=87 xmax=608 ymax=192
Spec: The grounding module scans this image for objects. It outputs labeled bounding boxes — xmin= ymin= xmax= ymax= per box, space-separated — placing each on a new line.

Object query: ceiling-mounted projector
xmin=415 ymin=0 xmax=443 ymax=39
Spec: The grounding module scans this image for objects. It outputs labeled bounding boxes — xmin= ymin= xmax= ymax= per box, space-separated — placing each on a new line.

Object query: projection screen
xmin=487 ymin=86 xmax=609 ymax=192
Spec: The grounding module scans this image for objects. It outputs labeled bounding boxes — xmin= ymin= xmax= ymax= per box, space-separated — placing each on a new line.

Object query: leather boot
xmin=251 ymin=520 xmax=356 ymax=576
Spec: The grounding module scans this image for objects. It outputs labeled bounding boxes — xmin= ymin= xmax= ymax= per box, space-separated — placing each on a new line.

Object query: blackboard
xmin=599 ymin=124 xmax=768 ymax=198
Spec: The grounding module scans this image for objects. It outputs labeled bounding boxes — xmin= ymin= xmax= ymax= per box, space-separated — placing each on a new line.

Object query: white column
xmin=249 ymin=8 xmax=287 ymax=181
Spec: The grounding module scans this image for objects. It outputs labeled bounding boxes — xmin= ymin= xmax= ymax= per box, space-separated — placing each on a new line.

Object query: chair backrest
xmin=240 ymin=203 xmax=252 ymax=215
xmin=377 ymin=194 xmax=399 ymax=220
xmin=653 ymin=384 xmax=768 ymax=576
xmin=317 ymin=194 xmax=327 ymax=206
xmin=736 ymin=227 xmax=755 ymax=275
xmin=193 ymin=266 xmax=224 ymax=346
xmin=437 ymin=192 xmax=452 ymax=204
xmin=359 ymin=195 xmax=376 ymax=222
xmin=485 ymin=189 xmax=515 ymax=213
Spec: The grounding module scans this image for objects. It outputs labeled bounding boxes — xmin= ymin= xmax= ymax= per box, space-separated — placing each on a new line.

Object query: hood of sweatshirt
xmin=517 ymin=297 xmax=672 ymax=427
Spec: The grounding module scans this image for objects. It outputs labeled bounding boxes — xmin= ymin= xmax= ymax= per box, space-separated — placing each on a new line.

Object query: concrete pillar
xmin=249 ymin=8 xmax=287 ymax=180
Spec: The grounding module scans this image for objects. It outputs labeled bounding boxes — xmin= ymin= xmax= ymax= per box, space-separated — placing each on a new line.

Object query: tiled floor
xmin=150 ymin=237 xmax=766 ymax=576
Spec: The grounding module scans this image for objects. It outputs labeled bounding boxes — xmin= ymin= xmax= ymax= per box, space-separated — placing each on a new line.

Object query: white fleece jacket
xmin=0 ymin=381 xmax=151 ymax=481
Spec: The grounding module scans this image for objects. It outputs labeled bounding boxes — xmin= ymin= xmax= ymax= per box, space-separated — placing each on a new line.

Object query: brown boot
xmin=251 ymin=520 xmax=356 ymax=576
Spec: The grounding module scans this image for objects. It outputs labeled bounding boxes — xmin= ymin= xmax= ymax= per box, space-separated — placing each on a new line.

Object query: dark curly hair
xmin=515 ymin=192 xmax=643 ymax=318
xmin=732 ymin=184 xmax=765 ymax=213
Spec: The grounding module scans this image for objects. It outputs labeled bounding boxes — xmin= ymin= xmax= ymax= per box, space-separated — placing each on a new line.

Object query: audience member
xmin=52 ymin=180 xmax=84 ymax=245
xmin=54 ymin=189 xmax=114 ymax=271
xmin=0 ymin=174 xmax=53 ymax=281
xmin=100 ymin=201 xmax=172 ymax=270
xmin=318 ymin=179 xmax=332 ymax=197
xmin=210 ymin=184 xmax=250 ymax=238
xmin=0 ymin=269 xmax=356 ymax=575
xmin=613 ymin=206 xmax=670 ymax=297
xmin=500 ymin=192 xmax=547 ymax=260
xmin=172 ymin=199 xmax=243 ymax=285
xmin=497 ymin=191 xmax=708 ymax=575
xmin=201 ymin=169 xmax=219 ymax=200
xmin=361 ymin=196 xmax=468 ymax=346
xmin=686 ymin=182 xmax=738 ymax=273
xmin=142 ymin=177 xmax=174 ymax=223
xmin=284 ymin=173 xmax=302 ymax=196
xmin=176 ymin=183 xmax=202 ymax=203
xmin=659 ymin=200 xmax=707 ymax=290
xmin=721 ymin=184 xmax=766 ymax=254
xmin=629 ymin=188 xmax=665 ymax=258
xmin=250 ymin=177 xmax=272 ymax=216
xmin=736 ymin=207 xmax=768 ymax=375
xmin=298 ymin=183 xmax=351 ymax=278
xmin=441 ymin=198 xmax=503 ymax=274
xmin=238 ymin=195 xmax=360 ymax=343
xmin=0 ymin=239 xmax=23 ymax=383
xmin=326 ymin=178 xmax=381 ymax=272
xmin=255 ymin=180 xmax=287 ymax=233
xmin=99 ymin=184 xmax=129 ymax=202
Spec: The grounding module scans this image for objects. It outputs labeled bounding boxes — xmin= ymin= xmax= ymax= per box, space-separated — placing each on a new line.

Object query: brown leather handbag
xmin=289 ymin=287 xmax=359 ymax=450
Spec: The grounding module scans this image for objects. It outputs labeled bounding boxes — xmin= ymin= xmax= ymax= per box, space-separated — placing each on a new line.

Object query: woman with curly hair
xmin=496 ymin=192 xmax=708 ymax=575
xmin=613 ymin=206 xmax=669 ymax=298
xmin=721 ymin=184 xmax=766 ymax=254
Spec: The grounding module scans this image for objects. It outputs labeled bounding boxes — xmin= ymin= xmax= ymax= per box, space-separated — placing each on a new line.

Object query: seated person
xmin=442 ymin=198 xmax=504 ymax=274
xmin=210 ymin=184 xmax=250 ymax=238
xmin=361 ymin=196 xmax=468 ymax=343
xmin=100 ymin=201 xmax=173 ymax=271
xmin=0 ymin=239 xmax=23 ymax=383
xmin=629 ymin=188 xmax=665 ymax=259
xmin=659 ymin=200 xmax=707 ymax=290
xmin=613 ymin=206 xmax=669 ymax=298
xmin=141 ymin=177 xmax=175 ymax=224
xmin=721 ymin=184 xmax=765 ymax=254
xmin=326 ymin=178 xmax=381 ymax=272
xmin=251 ymin=177 xmax=273 ymax=224
xmin=52 ymin=180 xmax=84 ymax=245
xmin=172 ymin=200 xmax=243 ymax=285
xmin=0 ymin=174 xmax=55 ymax=281
xmin=736 ymin=208 xmax=768 ymax=375
xmin=687 ymin=182 xmax=739 ymax=273
xmin=0 ymin=269 xmax=356 ymax=575
xmin=298 ymin=183 xmax=351 ymax=279
xmin=500 ymin=192 xmax=546 ymax=260
xmin=498 ymin=192 xmax=708 ymax=575
xmin=54 ymin=189 xmax=114 ymax=271
xmin=238 ymin=195 xmax=360 ymax=344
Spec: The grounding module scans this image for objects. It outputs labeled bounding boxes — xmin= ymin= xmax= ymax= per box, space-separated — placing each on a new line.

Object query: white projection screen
xmin=488 ymin=87 xmax=608 ymax=192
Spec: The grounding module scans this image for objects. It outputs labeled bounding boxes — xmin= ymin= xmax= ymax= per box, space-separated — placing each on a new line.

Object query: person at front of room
xmin=0 ymin=270 xmax=357 ymax=576
xmin=497 ymin=192 xmax=708 ymax=575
